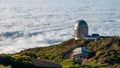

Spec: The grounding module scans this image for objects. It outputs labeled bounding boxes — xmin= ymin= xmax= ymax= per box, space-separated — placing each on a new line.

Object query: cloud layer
xmin=0 ymin=0 xmax=120 ymax=54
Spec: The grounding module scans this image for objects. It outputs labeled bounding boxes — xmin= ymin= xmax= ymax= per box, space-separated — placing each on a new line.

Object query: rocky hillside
xmin=0 ymin=36 xmax=120 ymax=68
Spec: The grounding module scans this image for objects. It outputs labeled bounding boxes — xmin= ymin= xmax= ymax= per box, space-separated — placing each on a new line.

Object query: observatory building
xmin=74 ymin=20 xmax=88 ymax=40
xmin=70 ymin=47 xmax=89 ymax=63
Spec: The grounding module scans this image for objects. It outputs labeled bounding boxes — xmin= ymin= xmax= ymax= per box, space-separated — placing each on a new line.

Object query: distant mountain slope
xmin=0 ymin=36 xmax=120 ymax=68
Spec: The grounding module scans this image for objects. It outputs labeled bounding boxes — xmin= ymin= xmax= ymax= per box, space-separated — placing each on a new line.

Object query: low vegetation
xmin=0 ymin=54 xmax=34 ymax=68
xmin=0 ymin=36 xmax=120 ymax=68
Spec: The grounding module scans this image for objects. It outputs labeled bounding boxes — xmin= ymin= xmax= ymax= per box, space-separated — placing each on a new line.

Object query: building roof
xmin=32 ymin=59 xmax=62 ymax=68
xmin=74 ymin=20 xmax=88 ymax=29
xmin=84 ymin=34 xmax=100 ymax=40
xmin=72 ymin=47 xmax=89 ymax=55
xmin=84 ymin=36 xmax=98 ymax=40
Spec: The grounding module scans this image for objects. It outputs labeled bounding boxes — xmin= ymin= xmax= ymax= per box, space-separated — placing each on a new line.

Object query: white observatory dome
xmin=74 ymin=20 xmax=88 ymax=40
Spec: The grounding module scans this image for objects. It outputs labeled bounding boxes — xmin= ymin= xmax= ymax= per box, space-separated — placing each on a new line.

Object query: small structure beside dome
xmin=84 ymin=33 xmax=100 ymax=40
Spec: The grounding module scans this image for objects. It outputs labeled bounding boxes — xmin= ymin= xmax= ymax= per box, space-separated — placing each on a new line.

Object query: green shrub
xmin=20 ymin=52 xmax=37 ymax=58
xmin=114 ymin=64 xmax=120 ymax=68
xmin=11 ymin=54 xmax=31 ymax=61
xmin=0 ymin=65 xmax=12 ymax=68
xmin=11 ymin=54 xmax=21 ymax=60
xmin=88 ymin=59 xmax=97 ymax=65
xmin=98 ymin=57 xmax=104 ymax=64
xmin=61 ymin=59 xmax=80 ymax=68
xmin=108 ymin=51 xmax=115 ymax=58
xmin=0 ymin=55 xmax=34 ymax=68
xmin=96 ymin=50 xmax=104 ymax=57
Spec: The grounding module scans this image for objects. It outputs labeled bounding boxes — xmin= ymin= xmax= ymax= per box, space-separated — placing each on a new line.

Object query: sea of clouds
xmin=0 ymin=0 xmax=120 ymax=54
